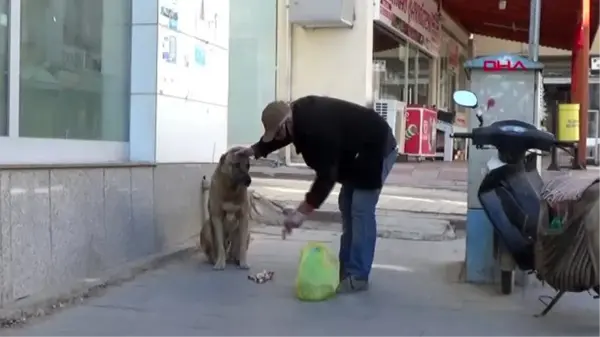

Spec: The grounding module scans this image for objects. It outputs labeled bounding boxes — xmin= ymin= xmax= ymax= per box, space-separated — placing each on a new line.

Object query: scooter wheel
xmin=501 ymin=270 xmax=514 ymax=295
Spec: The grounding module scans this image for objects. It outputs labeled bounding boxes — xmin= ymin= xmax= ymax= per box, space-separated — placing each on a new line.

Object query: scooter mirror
xmin=452 ymin=90 xmax=478 ymax=109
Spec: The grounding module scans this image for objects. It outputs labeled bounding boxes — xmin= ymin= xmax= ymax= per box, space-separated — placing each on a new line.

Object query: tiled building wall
xmin=0 ymin=164 xmax=214 ymax=305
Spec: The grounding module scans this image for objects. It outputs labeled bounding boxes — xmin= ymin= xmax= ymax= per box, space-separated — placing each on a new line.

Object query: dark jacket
xmin=252 ymin=96 xmax=397 ymax=209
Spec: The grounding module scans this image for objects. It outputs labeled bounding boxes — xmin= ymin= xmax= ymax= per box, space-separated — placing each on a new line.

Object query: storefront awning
xmin=442 ymin=0 xmax=599 ymax=50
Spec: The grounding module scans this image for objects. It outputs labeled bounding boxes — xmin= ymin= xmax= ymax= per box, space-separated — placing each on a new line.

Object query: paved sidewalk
xmin=251 ymin=162 xmax=468 ymax=192
xmin=7 ymin=228 xmax=598 ymax=336
xmin=251 ymin=178 xmax=467 ymax=216
xmin=249 ymin=178 xmax=464 ymax=241
xmin=251 ymin=160 xmax=600 ymax=193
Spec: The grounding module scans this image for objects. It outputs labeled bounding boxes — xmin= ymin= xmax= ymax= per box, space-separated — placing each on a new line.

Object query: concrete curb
xmin=308 ymin=209 xmax=467 ymax=230
xmin=0 ymin=241 xmax=199 ymax=327
xmin=250 ymin=171 xmax=467 ymax=192
xmin=255 ymin=220 xmax=459 ymax=242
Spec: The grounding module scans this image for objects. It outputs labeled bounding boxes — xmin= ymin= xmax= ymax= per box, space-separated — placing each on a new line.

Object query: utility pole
xmin=528 ymin=0 xmax=542 ymax=173
xmin=572 ymin=0 xmax=590 ymax=169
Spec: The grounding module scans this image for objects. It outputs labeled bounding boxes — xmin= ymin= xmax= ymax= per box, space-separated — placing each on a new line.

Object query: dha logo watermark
xmin=483 ymin=59 xmax=527 ymax=72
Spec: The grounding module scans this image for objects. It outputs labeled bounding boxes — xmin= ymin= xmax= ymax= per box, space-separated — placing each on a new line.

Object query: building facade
xmin=268 ymin=0 xmax=471 ymax=163
xmin=0 ymin=0 xmax=471 ymax=306
xmin=1 ymin=0 xmax=231 ymax=164
xmin=0 ymin=0 xmax=228 ymax=307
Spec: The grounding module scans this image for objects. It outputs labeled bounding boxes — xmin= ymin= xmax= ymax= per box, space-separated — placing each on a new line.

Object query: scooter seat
xmin=541 ymin=175 xmax=599 ymax=205
xmin=536 ymin=176 xmax=600 ymax=292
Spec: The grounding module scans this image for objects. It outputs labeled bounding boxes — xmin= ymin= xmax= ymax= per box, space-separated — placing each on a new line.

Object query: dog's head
xmin=218 ymin=147 xmax=252 ymax=187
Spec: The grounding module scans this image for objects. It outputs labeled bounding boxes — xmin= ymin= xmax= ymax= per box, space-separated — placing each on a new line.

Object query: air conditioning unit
xmin=591 ymin=56 xmax=600 ymax=71
xmin=374 ymin=99 xmax=407 ymax=152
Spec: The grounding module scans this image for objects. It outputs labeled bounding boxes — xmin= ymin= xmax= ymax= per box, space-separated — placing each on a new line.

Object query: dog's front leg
xmin=237 ymin=213 xmax=250 ymax=270
xmin=212 ymin=216 xmax=227 ymax=270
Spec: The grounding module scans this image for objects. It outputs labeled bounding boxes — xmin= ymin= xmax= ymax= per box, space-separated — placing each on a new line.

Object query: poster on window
xmin=187 ymin=43 xmax=228 ymax=106
xmin=155 ymin=0 xmax=229 ymax=164
xmin=159 ymin=0 xmax=179 ymax=30
xmin=156 ymin=27 xmax=228 ymax=106
xmin=160 ymin=35 xmax=177 ymax=64
xmin=159 ymin=0 xmax=229 ymax=49
xmin=157 ymin=27 xmax=183 ymax=97
xmin=190 ymin=0 xmax=229 ymax=49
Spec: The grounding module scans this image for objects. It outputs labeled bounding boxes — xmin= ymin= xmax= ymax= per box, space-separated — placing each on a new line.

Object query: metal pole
xmin=576 ymin=0 xmax=590 ymax=169
xmin=529 ymin=0 xmax=542 ymax=173
xmin=528 ymin=0 xmax=541 ymax=62
xmin=569 ymin=0 xmax=590 ymax=170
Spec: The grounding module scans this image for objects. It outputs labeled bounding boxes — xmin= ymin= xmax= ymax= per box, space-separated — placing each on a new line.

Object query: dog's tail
xmin=199 ymin=219 xmax=215 ymax=263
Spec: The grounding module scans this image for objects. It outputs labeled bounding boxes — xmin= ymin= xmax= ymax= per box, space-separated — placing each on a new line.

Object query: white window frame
xmin=0 ymin=0 xmax=129 ymax=165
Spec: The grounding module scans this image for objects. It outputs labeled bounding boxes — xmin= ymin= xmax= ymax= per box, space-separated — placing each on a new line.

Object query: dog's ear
xmin=219 ymin=153 xmax=227 ymax=166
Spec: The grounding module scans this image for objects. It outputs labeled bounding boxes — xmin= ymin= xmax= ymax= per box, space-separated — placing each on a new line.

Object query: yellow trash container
xmin=557 ymin=104 xmax=580 ymax=142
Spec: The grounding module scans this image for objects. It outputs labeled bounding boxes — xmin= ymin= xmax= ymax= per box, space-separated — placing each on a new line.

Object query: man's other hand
xmin=283 ymin=208 xmax=306 ymax=233
xmin=282 ymin=201 xmax=314 ymax=237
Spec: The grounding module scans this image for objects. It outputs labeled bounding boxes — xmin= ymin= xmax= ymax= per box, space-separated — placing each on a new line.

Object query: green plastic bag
xmin=295 ymin=242 xmax=340 ymax=301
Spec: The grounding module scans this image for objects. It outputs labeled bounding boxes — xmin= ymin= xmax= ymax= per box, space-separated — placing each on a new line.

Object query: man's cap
xmin=261 ymin=101 xmax=290 ymax=142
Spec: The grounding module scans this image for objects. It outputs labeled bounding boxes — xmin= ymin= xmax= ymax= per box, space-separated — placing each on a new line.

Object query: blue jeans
xmin=338 ymin=150 xmax=397 ymax=281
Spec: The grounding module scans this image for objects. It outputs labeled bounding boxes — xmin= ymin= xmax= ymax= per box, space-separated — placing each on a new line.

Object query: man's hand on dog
xmin=235 ymin=147 xmax=254 ymax=157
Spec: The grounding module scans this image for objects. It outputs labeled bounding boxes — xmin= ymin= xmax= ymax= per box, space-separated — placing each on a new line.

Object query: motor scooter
xmin=451 ymin=90 xmax=599 ymax=316
xmin=453 ymin=90 xmax=600 ymax=317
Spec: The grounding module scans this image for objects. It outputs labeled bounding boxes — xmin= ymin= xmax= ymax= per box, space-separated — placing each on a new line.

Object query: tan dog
xmin=200 ymin=147 xmax=252 ymax=270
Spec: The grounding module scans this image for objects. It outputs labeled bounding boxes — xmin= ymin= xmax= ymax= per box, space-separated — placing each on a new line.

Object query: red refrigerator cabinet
xmin=400 ymin=107 xmax=438 ymax=158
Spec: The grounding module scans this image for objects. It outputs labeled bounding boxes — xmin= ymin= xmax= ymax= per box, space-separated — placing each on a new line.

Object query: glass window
xmin=228 ymin=0 xmax=277 ymax=146
xmin=417 ymin=52 xmax=431 ymax=106
xmin=407 ymin=46 xmax=417 ymax=104
xmin=542 ymin=60 xmax=572 ymax=79
xmin=395 ymin=42 xmax=407 ymax=101
xmin=458 ymin=54 xmax=467 ymax=90
xmin=406 ymin=46 xmax=432 ymax=106
xmin=448 ymin=71 xmax=456 ymax=110
xmin=438 ymin=44 xmax=448 ymax=109
xmin=19 ymin=0 xmax=131 ymax=141
xmin=373 ymin=38 xmax=407 ymax=101
xmin=589 ymin=84 xmax=599 ymax=139
xmin=372 ymin=59 xmax=384 ymax=100
xmin=456 ymin=53 xmax=468 ymax=112
xmin=590 ymin=83 xmax=599 ymax=111
xmin=0 ymin=0 xmax=7 ymax=136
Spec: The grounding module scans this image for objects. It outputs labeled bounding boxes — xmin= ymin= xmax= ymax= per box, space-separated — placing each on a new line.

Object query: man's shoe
xmin=337 ymin=276 xmax=369 ymax=294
